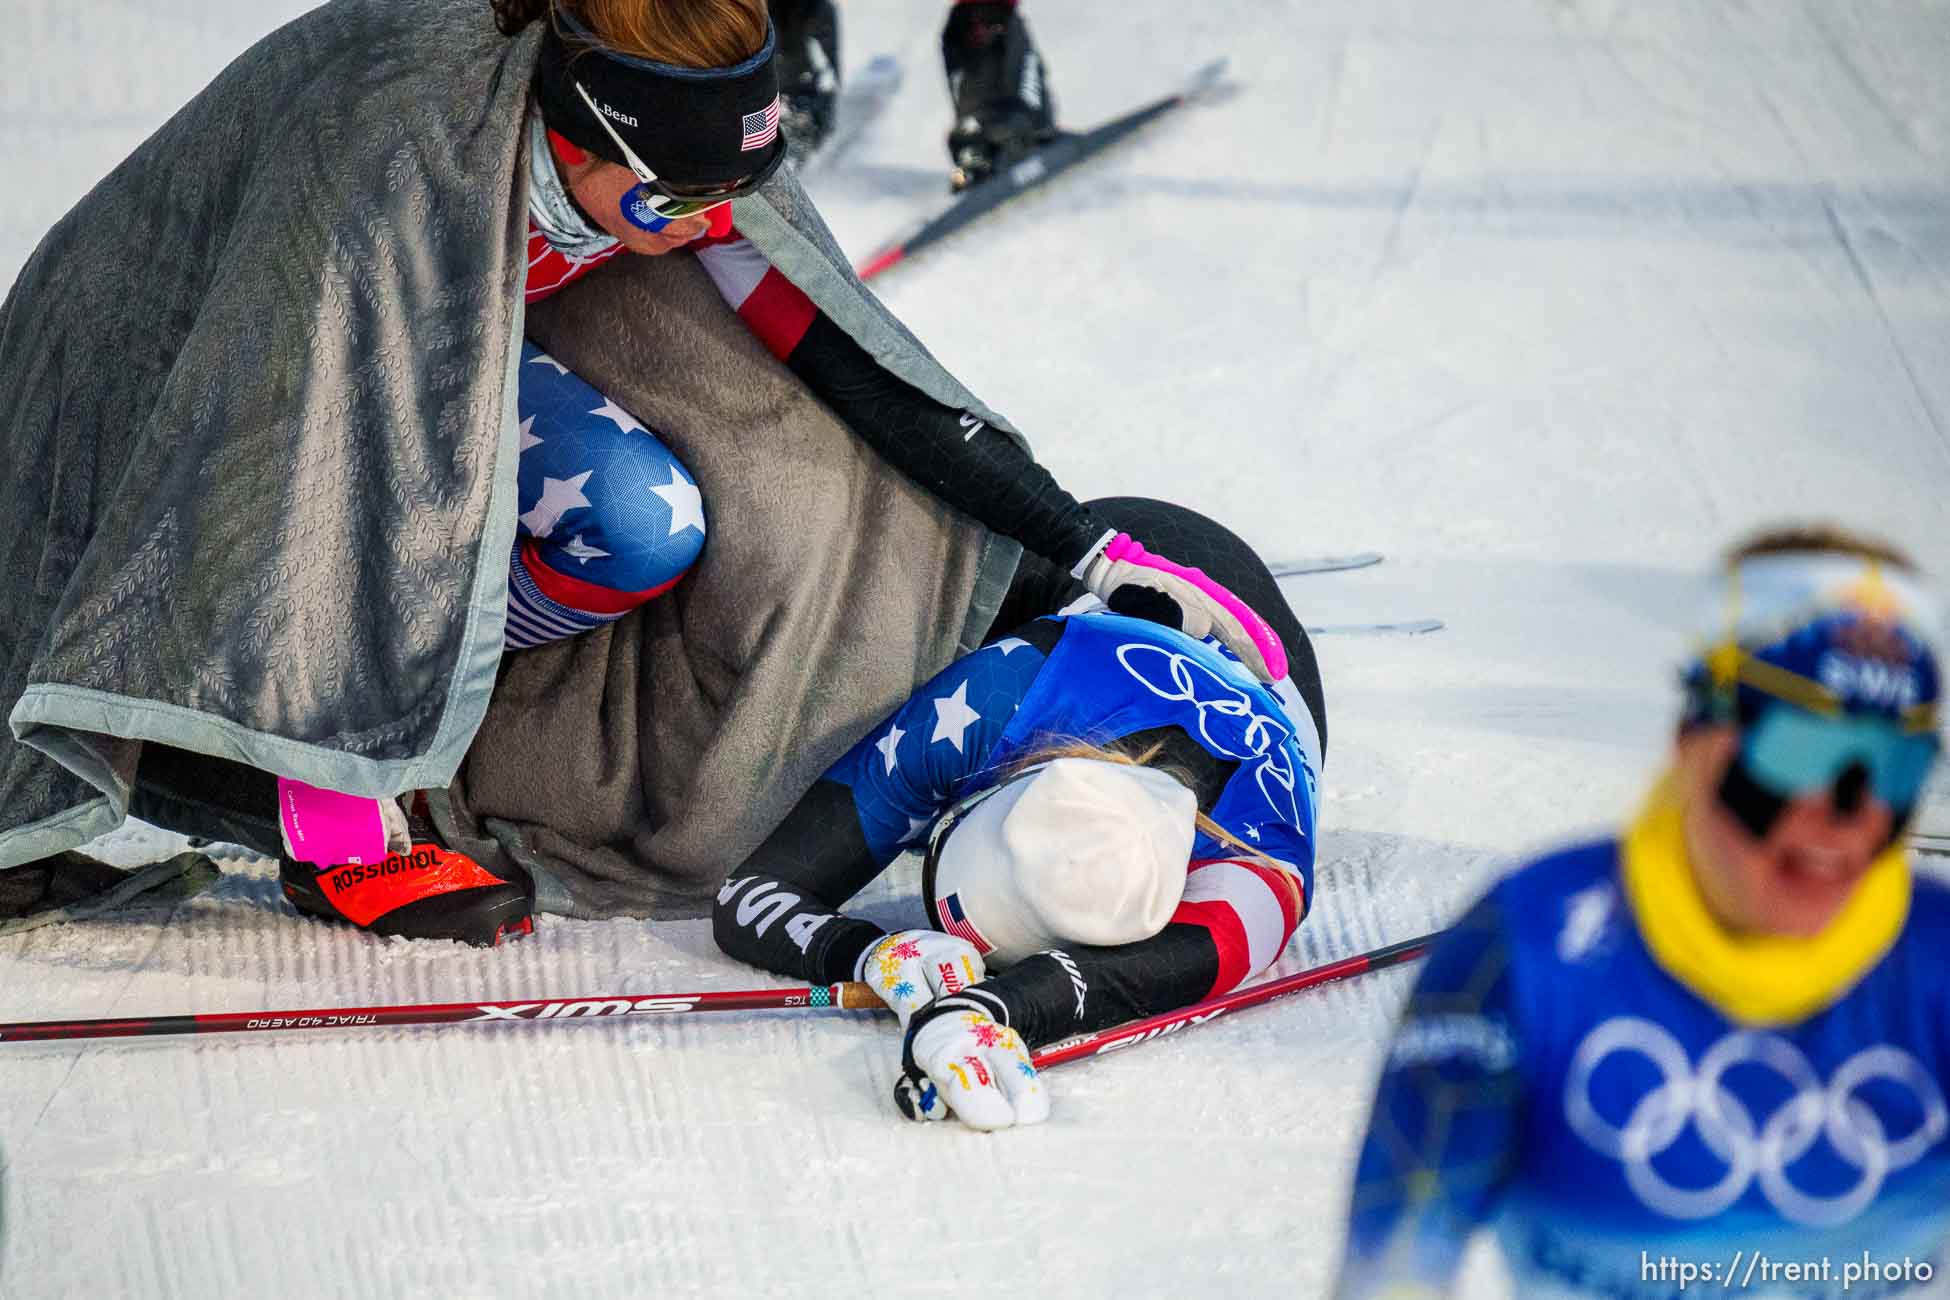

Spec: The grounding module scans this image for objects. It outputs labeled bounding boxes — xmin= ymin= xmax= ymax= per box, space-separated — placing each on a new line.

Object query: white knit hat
xmin=927 ymin=757 xmax=1197 ymax=965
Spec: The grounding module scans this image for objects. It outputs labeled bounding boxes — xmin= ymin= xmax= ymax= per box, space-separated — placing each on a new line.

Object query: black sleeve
xmin=785 ymin=313 xmax=1107 ymax=569
xmin=953 ymin=923 xmax=1224 ymax=1050
xmin=711 ymin=779 xmax=889 ymax=986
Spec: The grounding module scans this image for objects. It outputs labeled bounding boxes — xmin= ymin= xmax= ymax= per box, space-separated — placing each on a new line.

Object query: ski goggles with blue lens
xmin=534 ymin=9 xmax=786 ymax=232
xmin=573 ymin=82 xmax=781 ymax=230
xmin=1739 ymin=703 xmax=1941 ymax=811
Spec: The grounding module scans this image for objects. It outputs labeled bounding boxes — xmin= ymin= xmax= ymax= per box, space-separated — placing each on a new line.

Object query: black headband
xmin=533 ymin=11 xmax=784 ymax=189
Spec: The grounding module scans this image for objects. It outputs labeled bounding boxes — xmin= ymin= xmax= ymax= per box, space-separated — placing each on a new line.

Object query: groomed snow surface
xmin=4 ymin=1 xmax=1949 ymax=1296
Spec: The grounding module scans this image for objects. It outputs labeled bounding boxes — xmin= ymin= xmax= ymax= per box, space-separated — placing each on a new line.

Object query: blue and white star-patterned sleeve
xmin=827 ymin=635 xmax=1052 ymax=864
xmin=507 ymin=341 xmax=708 ymax=649
xmin=712 ymin=634 xmax=1053 ymax=988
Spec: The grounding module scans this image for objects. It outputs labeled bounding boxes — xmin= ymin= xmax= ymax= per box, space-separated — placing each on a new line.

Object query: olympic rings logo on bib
xmin=1113 ymin=640 xmax=1303 ymax=827
xmin=1564 ymin=1016 xmax=1948 ymax=1226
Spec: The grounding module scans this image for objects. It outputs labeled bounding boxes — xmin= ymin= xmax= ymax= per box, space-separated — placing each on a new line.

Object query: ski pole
xmin=1031 ymin=930 xmax=1440 ymax=1069
xmin=0 ymin=931 xmax=1439 ymax=1049
xmin=0 ymin=980 xmax=888 ymax=1044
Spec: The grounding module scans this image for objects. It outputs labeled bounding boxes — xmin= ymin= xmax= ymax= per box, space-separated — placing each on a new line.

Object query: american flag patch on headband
xmin=938 ymin=893 xmax=994 ymax=955
xmin=741 ymin=96 xmax=781 ymax=151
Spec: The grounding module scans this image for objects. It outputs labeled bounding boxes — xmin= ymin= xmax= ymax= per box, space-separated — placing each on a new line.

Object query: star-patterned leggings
xmin=506 ymin=341 xmax=708 ymax=650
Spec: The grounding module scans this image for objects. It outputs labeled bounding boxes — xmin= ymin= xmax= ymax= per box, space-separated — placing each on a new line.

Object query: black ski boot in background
xmin=941 ymin=2 xmax=1057 ymax=192
xmin=771 ymin=0 xmax=841 ymax=164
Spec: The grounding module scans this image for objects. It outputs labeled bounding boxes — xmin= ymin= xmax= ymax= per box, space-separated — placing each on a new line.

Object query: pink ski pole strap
xmin=1103 ymin=533 xmax=1290 ymax=681
xmin=278 ymin=777 xmax=389 ymax=867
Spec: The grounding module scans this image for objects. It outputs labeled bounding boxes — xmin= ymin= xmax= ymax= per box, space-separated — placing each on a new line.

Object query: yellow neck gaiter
xmin=1620 ymin=772 xmax=1911 ymax=1027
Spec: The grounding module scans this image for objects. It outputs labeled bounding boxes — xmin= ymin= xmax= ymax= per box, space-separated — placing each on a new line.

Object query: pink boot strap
xmin=278 ymin=777 xmax=390 ymax=866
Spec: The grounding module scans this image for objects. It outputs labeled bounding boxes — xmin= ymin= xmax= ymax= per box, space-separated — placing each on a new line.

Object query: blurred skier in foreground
xmin=715 ymin=499 xmax=1324 ymax=1129
xmin=769 ymin=0 xmax=1054 ymax=189
xmin=1337 ymin=526 xmax=1949 ymax=1298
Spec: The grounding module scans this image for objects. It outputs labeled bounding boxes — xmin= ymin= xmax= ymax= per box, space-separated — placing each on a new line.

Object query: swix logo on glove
xmin=937 ymin=960 xmax=970 ymax=994
xmin=944 ymin=1056 xmax=993 ymax=1091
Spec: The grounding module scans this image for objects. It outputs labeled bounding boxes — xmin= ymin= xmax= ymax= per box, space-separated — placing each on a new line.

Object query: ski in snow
xmin=1269 ymin=552 xmax=1384 ymax=578
xmin=1914 ymin=832 xmax=1950 ymax=858
xmin=791 ymin=55 xmax=903 ymax=179
xmin=1305 ymin=619 xmax=1445 ymax=637
xmin=856 ymin=58 xmax=1231 ymax=280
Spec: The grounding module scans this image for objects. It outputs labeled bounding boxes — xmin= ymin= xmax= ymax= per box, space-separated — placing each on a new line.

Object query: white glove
xmin=893 ymin=997 xmax=1050 ymax=1131
xmin=857 ymin=930 xmax=987 ymax=1030
xmin=1074 ymin=530 xmax=1289 ymax=684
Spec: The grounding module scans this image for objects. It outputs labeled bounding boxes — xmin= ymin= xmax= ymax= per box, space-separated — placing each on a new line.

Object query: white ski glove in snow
xmin=1073 ymin=530 xmax=1289 ymax=684
xmin=893 ymin=996 xmax=1050 ymax=1131
xmin=857 ymin=930 xmax=987 ymax=1029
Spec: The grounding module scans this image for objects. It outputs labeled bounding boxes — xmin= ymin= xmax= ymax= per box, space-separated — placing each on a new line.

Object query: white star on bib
xmin=875 ymin=723 xmax=906 ymax=774
xmin=561 ymin=534 xmax=610 ymax=565
xmin=651 ymin=470 xmax=706 ymax=538
xmin=589 ymin=397 xmax=645 ymax=435
xmin=930 ymin=681 xmax=982 ymax=753
xmin=519 ymin=471 xmax=593 ymax=539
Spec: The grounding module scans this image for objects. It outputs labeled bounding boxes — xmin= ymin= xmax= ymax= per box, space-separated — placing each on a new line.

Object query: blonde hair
xmin=493 ymin=0 xmax=769 ymax=67
xmin=997 ymin=737 xmax=1302 ymax=912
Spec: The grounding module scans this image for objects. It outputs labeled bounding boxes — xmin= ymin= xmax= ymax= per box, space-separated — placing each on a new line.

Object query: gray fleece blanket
xmin=0 ymin=0 xmax=1022 ymax=917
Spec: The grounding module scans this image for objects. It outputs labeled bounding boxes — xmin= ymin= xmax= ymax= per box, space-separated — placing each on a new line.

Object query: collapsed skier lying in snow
xmin=714 ymin=500 xmax=1326 ymax=1128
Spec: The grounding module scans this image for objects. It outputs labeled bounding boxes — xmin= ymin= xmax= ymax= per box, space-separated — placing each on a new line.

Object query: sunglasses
xmin=573 ymin=82 xmax=778 ymax=230
xmin=1740 ymin=702 xmax=1940 ymax=812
